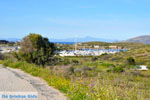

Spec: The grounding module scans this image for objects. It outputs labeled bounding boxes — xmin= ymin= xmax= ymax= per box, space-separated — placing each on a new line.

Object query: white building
xmin=94 ymin=45 xmax=99 ymax=49
xmin=58 ymin=49 xmax=124 ymax=57
xmin=59 ymin=51 xmax=75 ymax=57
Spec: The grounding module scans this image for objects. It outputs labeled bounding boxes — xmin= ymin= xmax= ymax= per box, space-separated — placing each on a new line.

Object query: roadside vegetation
xmin=0 ymin=33 xmax=150 ymax=100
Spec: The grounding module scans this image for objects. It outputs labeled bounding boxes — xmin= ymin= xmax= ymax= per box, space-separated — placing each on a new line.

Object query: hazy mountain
xmin=123 ymin=35 xmax=150 ymax=44
xmin=49 ymin=37 xmax=117 ymax=43
xmin=0 ymin=37 xmax=118 ymax=43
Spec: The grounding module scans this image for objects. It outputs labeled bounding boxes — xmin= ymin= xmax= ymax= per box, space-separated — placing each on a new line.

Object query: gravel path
xmin=0 ymin=64 xmax=68 ymax=100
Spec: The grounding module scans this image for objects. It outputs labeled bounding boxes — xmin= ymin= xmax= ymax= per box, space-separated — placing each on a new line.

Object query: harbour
xmin=58 ymin=49 xmax=127 ymax=56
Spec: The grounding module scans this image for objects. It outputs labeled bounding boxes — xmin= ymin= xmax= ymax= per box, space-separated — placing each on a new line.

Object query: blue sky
xmin=0 ymin=0 xmax=150 ymax=40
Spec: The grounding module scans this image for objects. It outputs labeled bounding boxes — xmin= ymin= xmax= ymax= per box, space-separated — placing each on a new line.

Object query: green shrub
xmin=72 ymin=59 xmax=79 ymax=64
xmin=106 ymin=69 xmax=111 ymax=72
xmin=113 ymin=66 xmax=124 ymax=72
xmin=127 ymin=57 xmax=136 ymax=65
xmin=147 ymin=66 xmax=150 ymax=69
xmin=69 ymin=66 xmax=75 ymax=73
xmin=91 ymin=57 xmax=98 ymax=61
xmin=63 ymin=59 xmax=70 ymax=65
xmin=101 ymin=63 xmax=115 ymax=67
xmin=2 ymin=59 xmax=12 ymax=67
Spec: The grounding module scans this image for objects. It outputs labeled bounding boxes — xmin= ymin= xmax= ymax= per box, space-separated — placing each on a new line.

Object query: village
xmin=58 ymin=49 xmax=125 ymax=56
xmin=57 ymin=43 xmax=126 ymax=56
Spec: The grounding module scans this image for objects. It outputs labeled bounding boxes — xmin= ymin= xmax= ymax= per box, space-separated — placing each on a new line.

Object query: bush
xmin=101 ymin=63 xmax=115 ymax=67
xmin=113 ymin=66 xmax=124 ymax=72
xmin=63 ymin=59 xmax=70 ymax=65
xmin=72 ymin=60 xmax=79 ymax=64
xmin=91 ymin=57 xmax=98 ymax=61
xmin=147 ymin=66 xmax=150 ymax=69
xmin=69 ymin=66 xmax=75 ymax=73
xmin=127 ymin=57 xmax=136 ymax=65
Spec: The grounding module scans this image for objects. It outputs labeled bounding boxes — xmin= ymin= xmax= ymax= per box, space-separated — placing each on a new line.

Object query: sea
xmin=52 ymin=42 xmax=76 ymax=44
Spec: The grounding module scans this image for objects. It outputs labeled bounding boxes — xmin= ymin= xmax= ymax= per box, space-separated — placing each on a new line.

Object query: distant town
xmin=0 ymin=40 xmax=126 ymax=56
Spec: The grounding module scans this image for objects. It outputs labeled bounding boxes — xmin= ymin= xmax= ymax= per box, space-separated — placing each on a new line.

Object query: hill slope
xmin=100 ymin=44 xmax=150 ymax=65
xmin=81 ymin=41 xmax=145 ymax=49
xmin=124 ymin=35 xmax=150 ymax=44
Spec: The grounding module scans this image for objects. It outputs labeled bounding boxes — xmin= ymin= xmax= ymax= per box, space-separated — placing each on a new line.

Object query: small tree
xmin=18 ymin=33 xmax=56 ymax=66
xmin=127 ymin=57 xmax=135 ymax=65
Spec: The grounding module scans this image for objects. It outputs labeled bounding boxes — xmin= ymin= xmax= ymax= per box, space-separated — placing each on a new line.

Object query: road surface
xmin=0 ymin=64 xmax=68 ymax=100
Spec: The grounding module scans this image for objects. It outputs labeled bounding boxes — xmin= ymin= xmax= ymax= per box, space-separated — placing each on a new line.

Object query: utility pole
xmin=74 ymin=35 xmax=77 ymax=51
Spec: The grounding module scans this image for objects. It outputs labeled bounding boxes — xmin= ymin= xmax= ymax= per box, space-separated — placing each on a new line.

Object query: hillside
xmin=124 ymin=35 xmax=150 ymax=44
xmin=80 ymin=41 xmax=146 ymax=49
xmin=101 ymin=45 xmax=150 ymax=65
xmin=0 ymin=40 xmax=9 ymax=44
xmin=56 ymin=41 xmax=146 ymax=50
xmin=0 ymin=40 xmax=16 ymax=46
